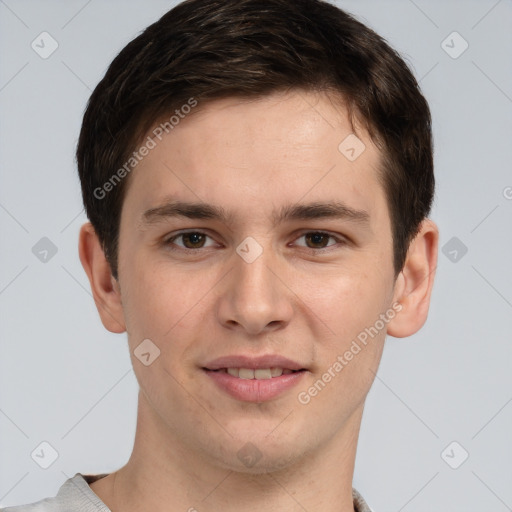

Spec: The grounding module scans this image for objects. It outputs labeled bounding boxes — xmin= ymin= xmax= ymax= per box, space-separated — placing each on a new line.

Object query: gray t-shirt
xmin=1 ymin=473 xmax=374 ymax=511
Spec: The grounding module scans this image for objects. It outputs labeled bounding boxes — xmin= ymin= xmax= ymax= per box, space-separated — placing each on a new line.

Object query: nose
xmin=216 ymin=244 xmax=294 ymax=336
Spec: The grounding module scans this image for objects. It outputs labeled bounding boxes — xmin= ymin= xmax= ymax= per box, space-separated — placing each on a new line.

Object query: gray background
xmin=0 ymin=0 xmax=511 ymax=510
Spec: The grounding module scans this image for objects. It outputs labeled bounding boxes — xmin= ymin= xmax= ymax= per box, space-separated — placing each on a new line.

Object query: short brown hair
xmin=77 ymin=0 xmax=434 ymax=280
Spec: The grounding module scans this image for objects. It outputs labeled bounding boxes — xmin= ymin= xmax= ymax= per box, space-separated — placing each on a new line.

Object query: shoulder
xmin=353 ymin=486 xmax=374 ymax=512
xmin=1 ymin=473 xmax=111 ymax=512
xmin=1 ymin=496 xmax=57 ymax=512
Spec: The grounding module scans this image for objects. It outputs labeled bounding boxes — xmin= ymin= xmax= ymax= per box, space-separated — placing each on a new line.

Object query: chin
xmin=207 ymin=430 xmax=308 ymax=475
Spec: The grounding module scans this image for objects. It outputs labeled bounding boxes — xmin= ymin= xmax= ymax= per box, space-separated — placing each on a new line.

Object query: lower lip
xmin=203 ymin=369 xmax=306 ymax=402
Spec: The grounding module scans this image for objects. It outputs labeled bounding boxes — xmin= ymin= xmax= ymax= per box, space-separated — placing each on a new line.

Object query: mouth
xmin=203 ymin=367 xmax=305 ymax=379
xmin=203 ymin=368 xmax=307 ymax=402
xmin=201 ymin=356 xmax=308 ymax=402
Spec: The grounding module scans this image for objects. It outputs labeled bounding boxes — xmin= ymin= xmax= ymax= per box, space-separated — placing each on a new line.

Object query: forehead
xmin=121 ymin=90 xmax=388 ymax=230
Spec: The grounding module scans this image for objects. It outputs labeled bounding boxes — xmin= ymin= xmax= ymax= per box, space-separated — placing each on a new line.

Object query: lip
xmin=204 ymin=354 xmax=306 ymax=371
xmin=203 ymin=368 xmax=306 ymax=402
xmin=202 ymin=354 xmax=308 ymax=403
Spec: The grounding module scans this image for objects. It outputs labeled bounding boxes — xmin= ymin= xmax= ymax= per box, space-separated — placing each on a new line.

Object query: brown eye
xmin=181 ymin=232 xmax=206 ymax=248
xmin=292 ymin=231 xmax=348 ymax=253
xmin=304 ymin=232 xmax=332 ymax=249
xmin=165 ymin=231 xmax=216 ymax=251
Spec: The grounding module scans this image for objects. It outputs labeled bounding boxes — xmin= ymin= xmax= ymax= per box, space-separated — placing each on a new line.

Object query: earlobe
xmin=387 ymin=219 xmax=439 ymax=338
xmin=78 ymin=222 xmax=126 ymax=334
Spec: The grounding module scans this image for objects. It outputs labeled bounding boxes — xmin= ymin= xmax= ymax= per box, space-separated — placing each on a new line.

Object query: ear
xmin=78 ymin=222 xmax=126 ymax=333
xmin=387 ymin=219 xmax=439 ymax=338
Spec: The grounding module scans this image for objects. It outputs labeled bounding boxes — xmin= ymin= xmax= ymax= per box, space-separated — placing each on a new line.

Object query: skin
xmin=79 ymin=89 xmax=438 ymax=512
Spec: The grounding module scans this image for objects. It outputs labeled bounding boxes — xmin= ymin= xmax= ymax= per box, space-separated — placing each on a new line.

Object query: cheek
xmin=120 ymin=257 xmax=217 ymax=358
xmin=305 ymin=266 xmax=392 ymax=404
xmin=297 ymin=272 xmax=389 ymax=414
xmin=298 ymin=263 xmax=391 ymax=341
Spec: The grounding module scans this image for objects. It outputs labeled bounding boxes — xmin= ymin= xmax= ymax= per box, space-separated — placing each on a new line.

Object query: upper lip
xmin=203 ymin=355 xmax=306 ymax=371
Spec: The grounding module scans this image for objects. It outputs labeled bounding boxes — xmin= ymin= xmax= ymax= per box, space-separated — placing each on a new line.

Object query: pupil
xmin=307 ymin=233 xmax=327 ymax=248
xmin=185 ymin=233 xmax=204 ymax=248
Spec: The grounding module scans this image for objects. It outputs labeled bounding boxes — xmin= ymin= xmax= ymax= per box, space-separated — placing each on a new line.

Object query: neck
xmin=92 ymin=390 xmax=362 ymax=512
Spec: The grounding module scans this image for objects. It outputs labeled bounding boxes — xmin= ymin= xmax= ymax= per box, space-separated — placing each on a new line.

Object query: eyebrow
xmin=140 ymin=198 xmax=370 ymax=228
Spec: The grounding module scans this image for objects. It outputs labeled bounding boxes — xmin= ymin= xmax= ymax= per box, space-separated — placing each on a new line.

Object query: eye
xmin=163 ymin=230 xmax=346 ymax=253
xmin=164 ymin=231 xmax=217 ymax=250
xmin=294 ymin=231 xmax=344 ymax=250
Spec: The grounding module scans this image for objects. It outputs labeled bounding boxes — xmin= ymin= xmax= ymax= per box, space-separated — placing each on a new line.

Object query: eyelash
xmin=163 ymin=230 xmax=347 ymax=253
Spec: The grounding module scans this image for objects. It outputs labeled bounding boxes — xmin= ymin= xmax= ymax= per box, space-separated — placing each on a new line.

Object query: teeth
xmin=238 ymin=368 xmax=254 ymax=379
xmin=254 ymin=368 xmax=272 ymax=380
xmin=225 ymin=367 xmax=291 ymax=379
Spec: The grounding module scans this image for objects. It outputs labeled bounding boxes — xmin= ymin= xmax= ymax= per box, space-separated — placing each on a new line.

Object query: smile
xmin=203 ymin=367 xmax=307 ymax=402
xmin=211 ymin=368 xmax=300 ymax=379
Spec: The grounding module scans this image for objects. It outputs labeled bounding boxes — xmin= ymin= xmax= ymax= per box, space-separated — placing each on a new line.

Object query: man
xmin=3 ymin=0 xmax=438 ymax=510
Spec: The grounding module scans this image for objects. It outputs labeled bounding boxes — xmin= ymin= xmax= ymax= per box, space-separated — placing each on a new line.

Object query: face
xmin=115 ymin=90 xmax=400 ymax=472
